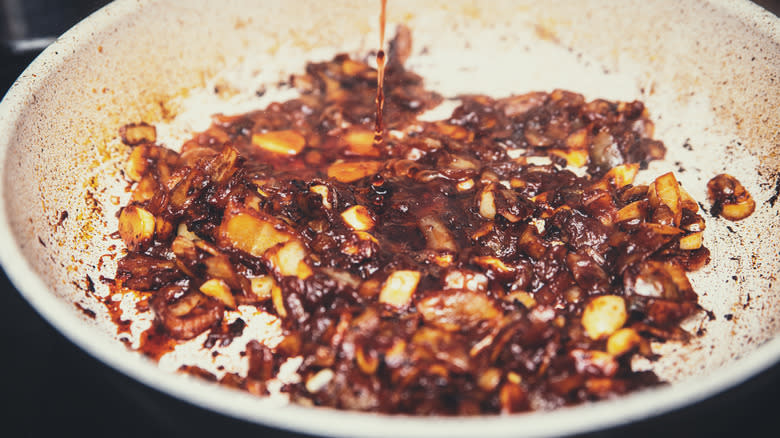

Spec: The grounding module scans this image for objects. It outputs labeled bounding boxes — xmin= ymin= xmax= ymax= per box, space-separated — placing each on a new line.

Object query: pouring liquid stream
xmin=373 ymin=0 xmax=387 ymax=148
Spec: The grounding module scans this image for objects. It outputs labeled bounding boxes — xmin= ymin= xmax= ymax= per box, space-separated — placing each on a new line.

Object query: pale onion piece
xmin=648 ymin=172 xmax=682 ymax=225
xmin=456 ymin=178 xmax=475 ymax=192
xmin=721 ymin=198 xmax=756 ymax=221
xmin=219 ymin=213 xmax=291 ymax=258
xmin=443 ymin=270 xmax=488 ymax=292
xmin=327 ymin=160 xmax=382 ymax=183
xmin=199 ymin=278 xmax=236 ymax=308
xmin=268 ymin=240 xmax=311 ymax=279
xmin=505 ymin=291 xmax=537 ymax=308
xmin=616 ymin=200 xmax=646 ymax=222
xmin=249 ymin=276 xmax=275 ymax=301
xmin=507 ymin=372 xmax=522 ymax=384
xmin=418 ymin=215 xmax=457 ymax=252
xmin=708 ymin=174 xmax=756 ymax=221
xmin=131 ymin=175 xmax=157 ymax=202
xmin=679 ymin=231 xmax=703 ymax=250
xmin=606 ymin=328 xmax=642 ymax=356
xmin=583 ymin=191 xmax=616 ymax=226
xmin=378 ymin=270 xmax=421 ymax=308
xmin=343 ymin=127 xmax=379 ymax=156
xmin=679 ymin=186 xmax=699 ymax=212
xmin=271 ymin=281 xmax=287 ymax=318
xmin=176 ymin=223 xmax=199 ymax=240
xmin=124 ymin=145 xmax=150 ymax=182
xmin=565 ymin=127 xmax=589 ymax=149
xmin=194 ymin=239 xmax=221 ymax=256
xmin=310 ymin=184 xmax=332 ymax=209
xmin=603 ymin=163 xmax=639 ymax=189
xmin=251 ymin=130 xmax=306 ymax=155
xmin=473 ymin=256 xmax=514 ymax=273
xmin=305 ymin=368 xmax=334 ymax=393
xmin=550 ymin=148 xmax=588 ymax=167
xmin=582 ymin=295 xmax=627 ymax=340
xmin=118 ymin=205 xmax=156 ymax=251
xmin=479 ymin=189 xmax=497 ymax=219
xmin=341 ymin=205 xmax=376 ymax=231
xmin=155 ymin=217 xmax=174 ymax=241
xmin=120 ymin=123 xmax=157 ymax=146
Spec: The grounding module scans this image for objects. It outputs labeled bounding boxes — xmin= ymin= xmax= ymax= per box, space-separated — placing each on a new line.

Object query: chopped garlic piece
xmin=582 ymin=295 xmax=627 ymax=339
xmin=199 ymin=278 xmax=236 ymax=308
xmin=479 ymin=189 xmax=496 ymax=220
xmin=305 ymin=368 xmax=334 ymax=393
xmin=250 ymin=276 xmax=275 ymax=301
xmin=606 ymin=327 xmax=641 ymax=356
xmin=251 ymin=129 xmax=306 ymax=155
xmin=379 ymin=270 xmax=421 ymax=308
xmin=341 ymin=205 xmax=375 ymax=231
xmin=118 ymin=205 xmax=156 ymax=251
xmin=310 ymin=185 xmax=332 ymax=209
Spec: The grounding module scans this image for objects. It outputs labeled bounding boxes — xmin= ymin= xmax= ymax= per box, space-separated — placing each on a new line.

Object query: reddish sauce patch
xmin=138 ymin=324 xmax=178 ymax=361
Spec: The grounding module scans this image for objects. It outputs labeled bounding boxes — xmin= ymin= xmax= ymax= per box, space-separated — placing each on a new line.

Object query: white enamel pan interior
xmin=0 ymin=0 xmax=778 ymax=437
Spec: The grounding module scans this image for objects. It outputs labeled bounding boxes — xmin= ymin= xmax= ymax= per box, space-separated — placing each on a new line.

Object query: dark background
xmin=1 ymin=1 xmax=778 ymax=437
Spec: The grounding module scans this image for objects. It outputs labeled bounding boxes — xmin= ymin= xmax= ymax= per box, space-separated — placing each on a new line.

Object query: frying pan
xmin=0 ymin=0 xmax=778 ymax=436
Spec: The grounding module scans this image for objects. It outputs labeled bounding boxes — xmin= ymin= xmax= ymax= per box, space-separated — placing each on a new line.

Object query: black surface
xmin=1 ymin=0 xmax=108 ymax=44
xmin=1 ymin=2 xmax=779 ymax=437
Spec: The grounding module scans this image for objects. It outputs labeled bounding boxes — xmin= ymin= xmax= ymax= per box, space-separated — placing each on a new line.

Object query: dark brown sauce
xmin=74 ymin=302 xmax=96 ymax=319
xmin=111 ymin=25 xmax=715 ymax=415
xmin=101 ymin=294 xmax=133 ymax=335
xmin=203 ymin=318 xmax=247 ymax=349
